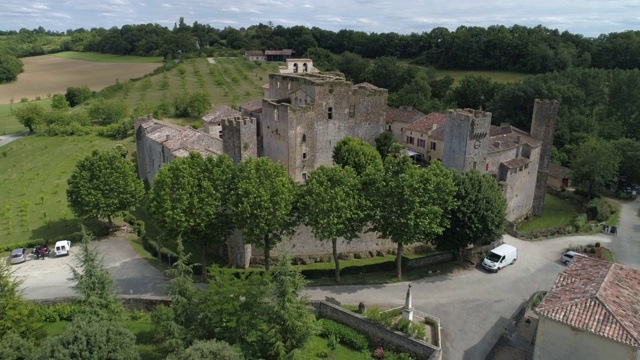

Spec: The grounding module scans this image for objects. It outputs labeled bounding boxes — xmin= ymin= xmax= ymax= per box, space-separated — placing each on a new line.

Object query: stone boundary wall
xmin=310 ymin=300 xmax=441 ymax=360
xmin=405 ymin=252 xmax=454 ymax=270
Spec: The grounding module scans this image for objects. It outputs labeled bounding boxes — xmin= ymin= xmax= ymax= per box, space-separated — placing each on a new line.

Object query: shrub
xmin=573 ymin=214 xmax=587 ymax=232
xmin=318 ymin=319 xmax=368 ymax=351
xmin=586 ymin=198 xmax=611 ymax=222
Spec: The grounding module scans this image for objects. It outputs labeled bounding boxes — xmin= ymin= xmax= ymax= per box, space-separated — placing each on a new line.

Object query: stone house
xmin=534 ymin=257 xmax=640 ymax=360
xmin=278 ymin=58 xmax=320 ymax=74
xmin=202 ymin=105 xmax=241 ymax=139
xmin=441 ymin=100 xmax=558 ymax=222
xmin=547 ymin=163 xmax=570 ymax=190
xmin=265 ymin=49 xmax=295 ymax=62
xmin=385 ymin=106 xmax=425 ymax=144
xmin=401 ymin=112 xmax=446 ymax=162
xmin=243 ymin=50 xmax=265 ymax=61
xmin=261 ymin=72 xmax=387 ymax=182
xmin=428 ymin=126 xmax=446 ymax=162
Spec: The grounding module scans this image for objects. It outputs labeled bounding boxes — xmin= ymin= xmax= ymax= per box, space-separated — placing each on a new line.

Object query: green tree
xmin=166 ymin=339 xmax=244 ymax=360
xmin=364 ymin=56 xmax=412 ymax=92
xmin=231 ymin=158 xmax=298 ymax=271
xmin=66 ymin=149 xmax=144 ymax=227
xmin=388 ymin=71 xmax=434 ymax=113
xmin=433 ymin=170 xmax=506 ymax=259
xmin=613 ymin=138 xmax=640 ymax=184
xmin=13 ymin=103 xmax=45 ymax=133
xmin=332 ymin=136 xmax=383 ymax=176
xmin=374 ymin=131 xmax=400 ymax=160
xmin=187 ymin=92 xmax=211 ymax=117
xmin=37 ymin=320 xmax=139 ymax=360
xmin=338 ymin=51 xmax=370 ymax=84
xmin=450 ymin=75 xmax=501 ymax=109
xmin=87 ymin=99 xmax=129 ymax=125
xmin=70 ymin=228 xmax=126 ymax=321
xmin=299 ymin=166 xmax=368 ymax=282
xmin=50 ymin=93 xmax=69 ymax=111
xmin=148 ymin=153 xmax=234 ymax=279
xmin=369 ymin=157 xmax=457 ymax=278
xmin=570 ymin=138 xmax=620 ymax=198
xmin=0 ymin=263 xmax=44 ymax=342
xmin=0 ymin=332 xmax=34 ymax=360
xmin=304 ymin=47 xmax=337 ymax=71
xmin=0 ymin=54 xmax=24 ymax=83
xmin=65 ymin=86 xmax=93 ymax=107
xmin=265 ymin=254 xmax=319 ymax=359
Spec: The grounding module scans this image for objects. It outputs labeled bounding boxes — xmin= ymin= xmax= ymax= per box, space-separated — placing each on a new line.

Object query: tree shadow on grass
xmin=29 ymin=218 xmax=108 ymax=244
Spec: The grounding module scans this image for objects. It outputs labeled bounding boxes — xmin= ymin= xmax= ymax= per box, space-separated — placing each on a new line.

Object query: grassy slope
xmin=51 ymin=51 xmax=163 ymax=63
xmin=0 ymin=135 xmax=137 ymax=248
xmin=518 ymin=193 xmax=581 ymax=231
xmin=0 ymin=98 xmax=51 ymax=134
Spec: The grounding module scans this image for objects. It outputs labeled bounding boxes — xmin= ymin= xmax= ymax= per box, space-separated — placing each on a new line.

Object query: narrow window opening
xmin=302 ymin=134 xmax=306 ymax=142
xmin=303 ymin=152 xmax=307 ymax=160
xmin=327 ymin=107 xmax=333 ymax=120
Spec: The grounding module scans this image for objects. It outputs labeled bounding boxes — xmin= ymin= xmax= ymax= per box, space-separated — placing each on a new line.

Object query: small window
xmin=327 ymin=107 xmax=333 ymax=120
xmin=303 ymin=63 xmax=308 ymax=72
xmin=524 ymin=163 xmax=529 ymax=169
xmin=302 ymin=173 xmax=307 ymax=181
xmin=293 ymin=63 xmax=298 ymax=73
xmin=387 ymin=125 xmax=391 ymax=131
xmin=303 ymin=152 xmax=307 ymax=160
xmin=328 ymin=87 xmax=334 ymax=94
xmin=430 ymin=142 xmax=436 ymax=150
xmin=485 ymin=163 xmax=489 ymax=172
xmin=349 ymin=105 xmax=355 ymax=118
xmin=473 ymin=161 xmax=477 ymax=170
xmin=277 ymin=81 xmax=280 ymax=88
xmin=519 ymin=166 xmax=524 ymax=171
xmin=302 ymin=134 xmax=306 ymax=142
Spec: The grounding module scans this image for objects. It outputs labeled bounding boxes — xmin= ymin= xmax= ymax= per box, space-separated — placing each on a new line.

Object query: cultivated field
xmin=0 ymin=54 xmax=162 ymax=104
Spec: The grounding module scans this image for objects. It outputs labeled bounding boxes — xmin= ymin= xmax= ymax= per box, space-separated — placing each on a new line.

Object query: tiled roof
xmin=405 ymin=113 xmax=446 ymax=134
xmin=536 ymin=257 xmax=640 ymax=348
xmin=549 ymin=163 xmax=570 ymax=178
xmin=489 ymin=124 xmax=541 ymax=153
xmin=202 ymin=106 xmax=241 ymax=123
xmin=430 ymin=126 xmax=446 ymax=141
xmin=385 ymin=107 xmax=425 ymax=124
xmin=244 ymin=50 xmax=264 ymax=56
xmin=265 ymin=49 xmax=295 ymax=56
xmin=142 ymin=118 xmax=222 ymax=158
xmin=502 ymin=157 xmax=531 ymax=169
xmin=240 ymin=100 xmax=263 ymax=114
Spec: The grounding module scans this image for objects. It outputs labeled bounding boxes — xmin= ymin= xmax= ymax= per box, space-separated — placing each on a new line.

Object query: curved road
xmin=608 ymin=198 xmax=640 ymax=267
xmin=0 ymin=130 xmax=29 ymax=147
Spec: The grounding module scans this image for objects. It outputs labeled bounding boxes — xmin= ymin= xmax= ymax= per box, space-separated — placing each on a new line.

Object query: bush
xmin=318 ymin=319 xmax=368 ymax=351
xmin=366 ymin=307 xmax=400 ymax=328
xmin=586 ymin=198 xmax=612 ymax=222
xmin=572 ymin=214 xmax=587 ymax=232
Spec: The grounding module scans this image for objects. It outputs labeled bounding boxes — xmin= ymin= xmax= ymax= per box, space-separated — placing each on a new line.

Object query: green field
xmin=518 ymin=193 xmax=582 ymax=231
xmin=434 ymin=69 xmax=528 ymax=85
xmin=0 ymin=135 xmax=137 ymax=249
xmin=52 ymin=51 xmax=164 ymax=63
xmin=0 ymin=98 xmax=51 ymax=134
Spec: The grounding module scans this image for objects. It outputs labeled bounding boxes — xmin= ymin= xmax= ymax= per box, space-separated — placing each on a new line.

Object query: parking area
xmin=8 ymin=237 xmax=168 ymax=300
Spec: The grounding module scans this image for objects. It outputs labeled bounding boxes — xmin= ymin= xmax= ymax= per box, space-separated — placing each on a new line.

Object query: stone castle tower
xmin=529 ymin=99 xmax=560 ymax=216
xmin=442 ymin=109 xmax=491 ymax=172
xmin=221 ymin=116 xmax=257 ymax=165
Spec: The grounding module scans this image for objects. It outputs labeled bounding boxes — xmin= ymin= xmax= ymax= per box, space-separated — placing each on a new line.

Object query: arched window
xmin=303 ymin=63 xmax=308 ymax=72
xmin=293 ymin=63 xmax=298 ymax=73
xmin=302 ymin=134 xmax=306 ymax=142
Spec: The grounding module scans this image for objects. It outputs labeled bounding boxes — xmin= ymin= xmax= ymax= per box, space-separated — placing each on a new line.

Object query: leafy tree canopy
xmin=13 ymin=102 xmax=45 ymax=133
xmin=570 ymin=138 xmax=620 ymax=198
xmin=332 ymin=136 xmax=383 ymax=176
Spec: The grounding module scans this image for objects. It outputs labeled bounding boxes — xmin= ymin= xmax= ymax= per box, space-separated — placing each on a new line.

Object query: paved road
xmin=0 ymin=130 xmax=29 ymax=147
xmin=608 ymin=198 xmax=640 ymax=267
xmin=305 ymin=233 xmax=613 ymax=360
xmin=13 ymin=237 xmax=168 ymax=300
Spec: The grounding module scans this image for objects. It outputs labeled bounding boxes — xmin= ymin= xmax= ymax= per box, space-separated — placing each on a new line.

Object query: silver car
xmin=561 ymin=250 xmax=587 ymax=265
xmin=11 ymin=248 xmax=27 ymax=264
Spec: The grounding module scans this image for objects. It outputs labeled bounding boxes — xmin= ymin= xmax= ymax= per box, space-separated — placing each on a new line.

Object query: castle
xmin=135 ymin=61 xmax=557 ymax=267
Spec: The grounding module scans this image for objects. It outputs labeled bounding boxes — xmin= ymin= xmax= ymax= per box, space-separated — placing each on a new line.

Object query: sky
xmin=1 ymin=0 xmax=639 ymax=38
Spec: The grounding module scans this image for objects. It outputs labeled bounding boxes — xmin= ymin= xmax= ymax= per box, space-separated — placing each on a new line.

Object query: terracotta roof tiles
xmin=536 ymin=257 xmax=640 ymax=348
xmin=405 ymin=113 xmax=446 ymax=134
xmin=489 ymin=124 xmax=541 ymax=153
xmin=385 ymin=107 xmax=425 ymax=124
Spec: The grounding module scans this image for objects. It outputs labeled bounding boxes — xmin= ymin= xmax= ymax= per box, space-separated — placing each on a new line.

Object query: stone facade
xmin=530 ymin=99 xmax=560 ymax=216
xmin=278 ymin=58 xmax=320 ymax=74
xmin=385 ymin=106 xmax=425 ymax=144
xmin=439 ymin=104 xmax=555 ymax=222
xmin=261 ymin=72 xmax=387 ymax=182
xmin=401 ymin=113 xmax=446 ymax=162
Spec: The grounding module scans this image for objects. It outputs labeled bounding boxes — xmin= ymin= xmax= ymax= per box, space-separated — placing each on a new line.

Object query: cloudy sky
xmin=1 ymin=0 xmax=638 ymax=37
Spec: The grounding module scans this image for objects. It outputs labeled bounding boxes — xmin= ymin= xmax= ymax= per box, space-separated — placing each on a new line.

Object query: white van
xmin=54 ymin=240 xmax=71 ymax=257
xmin=482 ymin=244 xmax=517 ymax=273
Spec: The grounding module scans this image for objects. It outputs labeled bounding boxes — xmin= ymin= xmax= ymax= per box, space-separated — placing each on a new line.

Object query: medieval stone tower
xmin=442 ymin=109 xmax=491 ymax=172
xmin=530 ymin=99 xmax=560 ymax=216
xmin=221 ymin=116 xmax=258 ymax=165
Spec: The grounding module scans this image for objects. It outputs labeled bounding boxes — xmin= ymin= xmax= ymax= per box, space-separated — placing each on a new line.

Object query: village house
xmin=547 ymin=162 xmax=571 ymax=190
xmin=401 ymin=112 xmax=446 ymax=162
xmin=278 ymin=58 xmax=320 ymax=74
xmin=534 ymin=256 xmax=640 ymax=360
xmin=385 ymin=106 xmax=425 ymax=144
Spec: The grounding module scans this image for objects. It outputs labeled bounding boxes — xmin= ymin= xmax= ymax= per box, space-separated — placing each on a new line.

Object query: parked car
xmin=11 ymin=248 xmax=27 ymax=264
xmin=54 ymin=240 xmax=71 ymax=257
xmin=561 ymin=251 xmax=587 ymax=265
xmin=482 ymin=244 xmax=518 ymax=273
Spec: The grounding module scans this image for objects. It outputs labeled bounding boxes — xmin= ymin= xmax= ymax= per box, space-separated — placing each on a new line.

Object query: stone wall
xmin=221 ymin=116 xmax=257 ymax=165
xmin=311 ymin=300 xmax=441 ymax=360
xmin=405 ymin=252 xmax=454 ymax=270
xmin=502 ymin=147 xmax=540 ymax=222
xmin=530 ymin=99 xmax=560 ymax=216
xmin=442 ymin=109 xmax=491 ymax=172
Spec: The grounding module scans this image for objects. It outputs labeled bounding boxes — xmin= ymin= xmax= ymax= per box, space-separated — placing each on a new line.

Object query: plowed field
xmin=0 ymin=55 xmax=161 ymax=104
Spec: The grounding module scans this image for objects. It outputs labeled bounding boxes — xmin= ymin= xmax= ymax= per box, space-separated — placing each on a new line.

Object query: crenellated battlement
xmin=220 ymin=116 xmax=256 ymax=127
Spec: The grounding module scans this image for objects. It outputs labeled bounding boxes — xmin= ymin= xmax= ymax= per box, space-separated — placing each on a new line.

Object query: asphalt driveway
xmin=12 ymin=237 xmax=168 ymax=300
xmin=305 ymin=233 xmax=613 ymax=360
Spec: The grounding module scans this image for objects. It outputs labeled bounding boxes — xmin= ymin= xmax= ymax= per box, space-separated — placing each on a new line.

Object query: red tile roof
xmin=244 ymin=50 xmax=264 ymax=56
xmin=430 ymin=126 xmax=446 ymax=141
xmin=405 ymin=113 xmax=446 ymax=134
xmin=536 ymin=257 xmax=640 ymax=348
xmin=385 ymin=107 xmax=425 ymax=124
xmin=489 ymin=124 xmax=541 ymax=153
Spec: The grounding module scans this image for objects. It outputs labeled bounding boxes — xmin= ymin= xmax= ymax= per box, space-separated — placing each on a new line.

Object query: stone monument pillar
xmin=402 ymin=283 xmax=414 ymax=321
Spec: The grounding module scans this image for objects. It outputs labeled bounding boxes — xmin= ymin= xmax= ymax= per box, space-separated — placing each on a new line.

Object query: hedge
xmin=318 ymin=318 xmax=369 ymax=351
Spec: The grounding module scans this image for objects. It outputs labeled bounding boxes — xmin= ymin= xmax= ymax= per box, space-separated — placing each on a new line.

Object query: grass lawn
xmin=0 ymin=98 xmax=51 ymax=134
xmin=0 ymin=135 xmax=137 ymax=249
xmin=300 ymin=335 xmax=371 ymax=359
xmin=518 ymin=193 xmax=582 ymax=232
xmin=604 ymin=198 xmax=621 ymax=226
xmin=51 ymin=51 xmax=163 ymax=63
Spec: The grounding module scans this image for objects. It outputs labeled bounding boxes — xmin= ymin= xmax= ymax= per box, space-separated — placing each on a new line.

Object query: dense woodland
xmin=2 ymin=20 xmax=640 ymax=186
